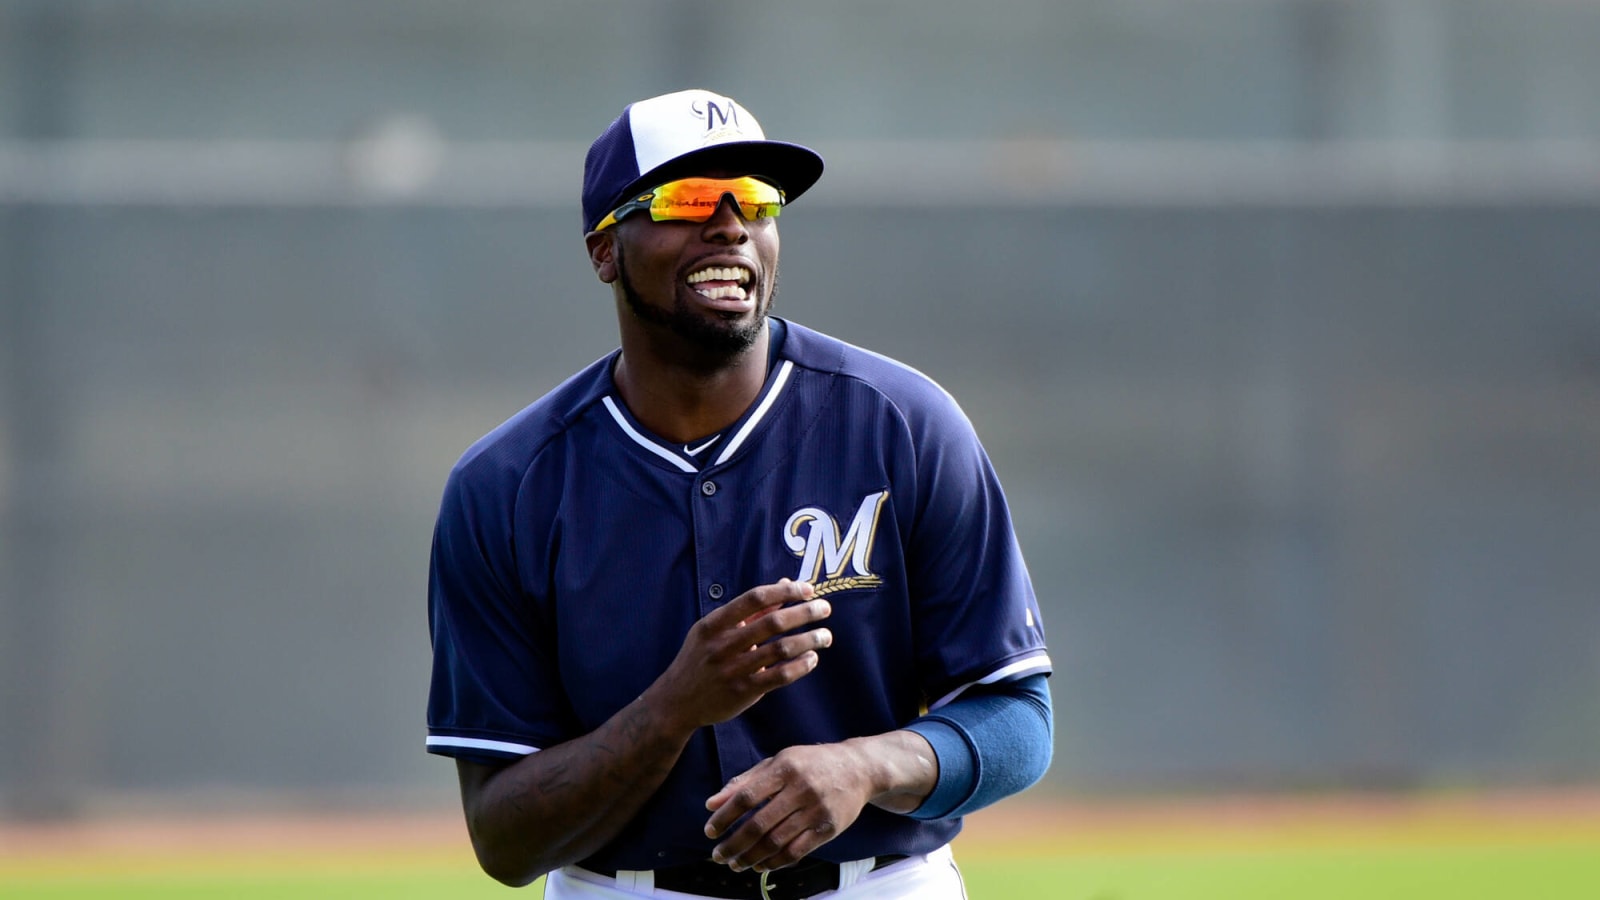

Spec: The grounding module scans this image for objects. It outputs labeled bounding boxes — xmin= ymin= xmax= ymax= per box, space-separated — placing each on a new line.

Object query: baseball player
xmin=426 ymin=89 xmax=1053 ymax=899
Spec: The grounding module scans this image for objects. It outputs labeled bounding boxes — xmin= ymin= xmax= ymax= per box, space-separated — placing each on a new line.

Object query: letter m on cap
xmin=695 ymin=98 xmax=740 ymax=133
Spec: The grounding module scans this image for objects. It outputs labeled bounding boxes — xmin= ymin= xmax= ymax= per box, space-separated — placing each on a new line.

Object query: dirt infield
xmin=4 ymin=789 xmax=1599 ymax=869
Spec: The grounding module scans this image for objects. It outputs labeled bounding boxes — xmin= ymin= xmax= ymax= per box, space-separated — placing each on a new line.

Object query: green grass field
xmin=4 ymin=794 xmax=1598 ymax=899
xmin=4 ymin=844 xmax=1598 ymax=899
xmin=7 ymin=847 xmax=1600 ymax=899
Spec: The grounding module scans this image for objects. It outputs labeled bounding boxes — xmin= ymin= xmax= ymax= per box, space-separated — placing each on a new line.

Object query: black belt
xmin=578 ymin=854 xmax=908 ymax=900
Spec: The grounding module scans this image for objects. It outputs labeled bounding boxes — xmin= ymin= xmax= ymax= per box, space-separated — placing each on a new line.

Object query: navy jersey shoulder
xmin=447 ymin=352 xmax=616 ymax=494
xmin=780 ymin=321 xmax=973 ymax=435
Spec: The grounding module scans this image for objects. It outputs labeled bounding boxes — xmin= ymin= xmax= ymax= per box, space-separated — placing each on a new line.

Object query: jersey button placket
xmin=700 ymin=477 xmax=726 ymax=608
xmin=691 ymin=468 xmax=761 ymax=783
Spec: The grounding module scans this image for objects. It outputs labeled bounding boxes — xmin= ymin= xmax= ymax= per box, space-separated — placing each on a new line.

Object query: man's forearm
xmin=454 ymin=579 xmax=834 ymax=885
xmin=904 ymin=673 xmax=1053 ymax=820
xmin=856 ymin=729 xmax=942 ymax=815
xmin=458 ymin=689 xmax=697 ymax=886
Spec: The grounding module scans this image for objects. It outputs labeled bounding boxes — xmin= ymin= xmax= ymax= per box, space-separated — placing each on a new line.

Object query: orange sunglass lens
xmin=646 ymin=178 xmax=784 ymax=222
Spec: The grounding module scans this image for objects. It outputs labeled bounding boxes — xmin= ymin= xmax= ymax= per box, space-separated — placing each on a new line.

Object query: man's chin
xmin=624 ymin=292 xmax=762 ymax=356
xmin=671 ymin=308 xmax=766 ymax=358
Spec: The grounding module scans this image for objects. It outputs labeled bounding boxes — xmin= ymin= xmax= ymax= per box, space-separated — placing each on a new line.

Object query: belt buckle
xmin=758 ymin=869 xmax=777 ymax=900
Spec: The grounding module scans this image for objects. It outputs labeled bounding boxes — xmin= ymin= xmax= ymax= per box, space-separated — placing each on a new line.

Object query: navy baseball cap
xmin=582 ymin=89 xmax=824 ymax=233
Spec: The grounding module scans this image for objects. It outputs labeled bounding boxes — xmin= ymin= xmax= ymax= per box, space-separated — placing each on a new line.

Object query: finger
xmin=748 ymin=647 xmax=823 ymax=695
xmin=721 ymin=578 xmax=815 ymax=627
xmin=704 ymin=770 xmax=777 ymax=839
xmin=689 ymin=583 xmax=816 ymax=659
xmin=733 ymin=812 xmax=825 ymax=873
xmin=747 ymin=626 xmax=833 ymax=672
xmin=710 ymin=800 xmax=800 ymax=870
xmin=740 ymin=599 xmax=832 ymax=649
xmin=702 ymin=597 xmax=829 ymax=663
xmin=705 ymin=768 xmax=751 ymax=815
xmin=705 ymin=637 xmax=824 ymax=718
xmin=765 ymin=824 xmax=832 ymax=871
xmin=716 ymin=797 xmax=837 ymax=873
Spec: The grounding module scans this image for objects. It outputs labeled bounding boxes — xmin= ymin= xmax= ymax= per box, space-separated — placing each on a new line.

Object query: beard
xmin=616 ymin=242 xmax=773 ymax=362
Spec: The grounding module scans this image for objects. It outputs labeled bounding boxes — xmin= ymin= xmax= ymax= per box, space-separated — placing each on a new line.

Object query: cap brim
xmin=595 ymin=141 xmax=824 ymax=231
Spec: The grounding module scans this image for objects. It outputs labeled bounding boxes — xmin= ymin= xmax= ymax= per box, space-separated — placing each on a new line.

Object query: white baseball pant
xmin=542 ymin=844 xmax=966 ymax=900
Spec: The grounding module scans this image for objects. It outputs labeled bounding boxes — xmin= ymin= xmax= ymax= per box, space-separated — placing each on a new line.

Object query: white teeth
xmin=686 ymin=266 xmax=751 ymax=285
xmin=686 ymin=266 xmax=752 ymax=301
xmin=695 ymin=284 xmax=748 ymax=301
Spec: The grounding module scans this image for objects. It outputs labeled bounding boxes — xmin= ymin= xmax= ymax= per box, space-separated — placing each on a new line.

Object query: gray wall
xmin=3 ymin=1 xmax=1598 ymax=813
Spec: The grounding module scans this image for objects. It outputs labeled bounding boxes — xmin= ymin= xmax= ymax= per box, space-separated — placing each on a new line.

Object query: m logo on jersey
xmin=783 ymin=491 xmax=888 ymax=596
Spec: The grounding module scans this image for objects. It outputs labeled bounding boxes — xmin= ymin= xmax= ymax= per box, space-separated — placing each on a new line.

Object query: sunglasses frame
xmin=594 ymin=176 xmax=786 ymax=232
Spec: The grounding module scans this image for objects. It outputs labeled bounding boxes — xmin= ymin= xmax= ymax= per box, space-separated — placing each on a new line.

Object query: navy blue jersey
xmin=426 ymin=318 xmax=1051 ymax=870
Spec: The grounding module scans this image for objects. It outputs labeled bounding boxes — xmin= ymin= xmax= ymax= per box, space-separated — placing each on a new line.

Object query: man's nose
xmin=700 ymin=194 xmax=750 ymax=242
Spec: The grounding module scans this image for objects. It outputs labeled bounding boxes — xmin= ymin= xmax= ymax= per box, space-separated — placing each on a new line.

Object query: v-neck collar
xmin=600 ymin=324 xmax=796 ymax=473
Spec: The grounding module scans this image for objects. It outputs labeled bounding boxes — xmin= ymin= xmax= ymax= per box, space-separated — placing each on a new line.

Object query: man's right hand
xmin=457 ymin=578 xmax=832 ymax=886
xmin=654 ymin=578 xmax=833 ymax=728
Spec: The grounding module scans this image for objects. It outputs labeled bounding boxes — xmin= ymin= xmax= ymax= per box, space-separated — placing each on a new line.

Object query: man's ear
xmin=585 ymin=231 xmax=619 ymax=284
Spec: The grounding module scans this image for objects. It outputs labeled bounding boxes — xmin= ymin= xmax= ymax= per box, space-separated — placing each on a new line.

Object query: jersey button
xmin=708 ymin=583 xmax=725 ymax=600
xmin=700 ymin=480 xmax=717 ymax=496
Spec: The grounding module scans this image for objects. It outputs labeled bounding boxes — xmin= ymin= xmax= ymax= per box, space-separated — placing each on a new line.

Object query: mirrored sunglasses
xmin=595 ymin=176 xmax=785 ymax=231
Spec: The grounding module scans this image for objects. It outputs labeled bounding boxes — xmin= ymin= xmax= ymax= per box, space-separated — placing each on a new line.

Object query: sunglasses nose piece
xmin=718 ymin=193 xmax=748 ymax=219
xmin=701 ymin=196 xmax=752 ymax=240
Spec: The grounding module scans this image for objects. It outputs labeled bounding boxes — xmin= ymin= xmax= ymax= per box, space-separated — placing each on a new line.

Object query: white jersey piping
xmin=928 ymin=652 xmax=1053 ymax=711
xmin=602 ymin=396 xmax=698 ymax=473
xmin=426 ymin=735 xmax=540 ymax=756
xmin=714 ymin=360 xmax=794 ymax=466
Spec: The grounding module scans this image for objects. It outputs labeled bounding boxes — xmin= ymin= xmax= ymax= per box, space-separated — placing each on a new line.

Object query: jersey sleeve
xmin=425 ymin=450 xmax=576 ymax=764
xmin=902 ymin=388 xmax=1052 ymax=710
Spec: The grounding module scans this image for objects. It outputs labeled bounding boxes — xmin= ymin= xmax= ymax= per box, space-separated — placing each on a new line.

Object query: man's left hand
xmin=703 ymin=742 xmax=872 ymax=872
xmin=703 ymin=730 xmax=937 ymax=872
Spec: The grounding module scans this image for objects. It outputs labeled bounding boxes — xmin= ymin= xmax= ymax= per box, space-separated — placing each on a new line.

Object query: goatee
xmin=616 ymin=244 xmax=772 ymax=363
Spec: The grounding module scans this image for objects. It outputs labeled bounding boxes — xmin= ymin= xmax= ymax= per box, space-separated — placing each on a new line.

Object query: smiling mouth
xmin=685 ymin=265 xmax=752 ymax=302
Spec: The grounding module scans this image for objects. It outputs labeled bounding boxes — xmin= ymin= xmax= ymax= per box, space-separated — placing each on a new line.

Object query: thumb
xmin=705 ymin=771 xmax=747 ymax=811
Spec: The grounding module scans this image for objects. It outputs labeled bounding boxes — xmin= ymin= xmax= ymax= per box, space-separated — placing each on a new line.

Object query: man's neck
xmin=612 ymin=327 xmax=771 ymax=445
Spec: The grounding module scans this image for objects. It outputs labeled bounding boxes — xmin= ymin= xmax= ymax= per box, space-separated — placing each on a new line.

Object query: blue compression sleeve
xmin=904 ymin=673 xmax=1053 ymax=820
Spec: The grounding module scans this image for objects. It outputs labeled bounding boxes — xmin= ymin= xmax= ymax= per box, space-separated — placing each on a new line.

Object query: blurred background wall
xmin=2 ymin=0 xmax=1598 ymax=817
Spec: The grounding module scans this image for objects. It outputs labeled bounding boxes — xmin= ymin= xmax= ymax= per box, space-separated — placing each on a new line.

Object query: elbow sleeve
xmin=904 ymin=672 xmax=1053 ymax=820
